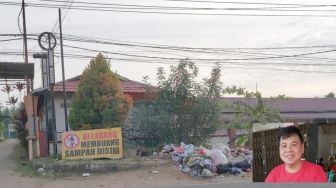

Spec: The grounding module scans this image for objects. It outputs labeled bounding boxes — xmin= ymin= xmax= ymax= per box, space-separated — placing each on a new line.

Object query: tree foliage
xmin=325 ymin=92 xmax=335 ymax=98
xmin=129 ymin=60 xmax=222 ymax=146
xmin=68 ymin=53 xmax=133 ymax=130
xmin=13 ymin=104 xmax=28 ymax=151
xmin=0 ymin=108 xmax=4 ymax=140
xmin=223 ymin=87 xmax=285 ymax=146
xmin=0 ymin=108 xmax=11 ymax=141
xmin=1 ymin=82 xmax=22 ymax=107
xmin=14 ymin=82 xmax=25 ymax=102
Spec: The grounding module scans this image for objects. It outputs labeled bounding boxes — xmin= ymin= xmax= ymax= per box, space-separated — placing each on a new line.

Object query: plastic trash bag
xmin=209 ymin=149 xmax=228 ymax=166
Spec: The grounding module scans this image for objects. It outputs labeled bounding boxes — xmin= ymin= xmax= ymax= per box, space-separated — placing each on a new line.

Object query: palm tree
xmin=1 ymin=83 xmax=13 ymax=98
xmin=224 ymin=87 xmax=285 ymax=147
xmin=7 ymin=96 xmax=18 ymax=107
xmin=14 ymin=82 xmax=25 ymax=102
xmin=237 ymin=92 xmax=283 ymax=145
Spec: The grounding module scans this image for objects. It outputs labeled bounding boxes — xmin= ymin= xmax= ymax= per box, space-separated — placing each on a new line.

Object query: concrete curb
xmin=32 ymin=158 xmax=170 ymax=173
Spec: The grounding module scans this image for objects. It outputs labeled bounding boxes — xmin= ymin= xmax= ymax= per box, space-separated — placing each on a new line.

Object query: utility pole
xmin=22 ymin=0 xmax=30 ymax=94
xmin=59 ymin=8 xmax=69 ymax=132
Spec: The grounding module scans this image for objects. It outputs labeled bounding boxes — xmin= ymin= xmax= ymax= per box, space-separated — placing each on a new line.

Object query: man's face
xmin=279 ymin=134 xmax=304 ymax=166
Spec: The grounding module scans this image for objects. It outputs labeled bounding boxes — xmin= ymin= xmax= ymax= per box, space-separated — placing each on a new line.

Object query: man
xmin=265 ymin=126 xmax=327 ymax=182
xmin=317 ymin=157 xmax=327 ymax=171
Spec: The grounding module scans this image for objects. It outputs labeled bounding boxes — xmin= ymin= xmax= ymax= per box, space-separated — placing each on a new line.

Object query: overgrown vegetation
xmin=0 ymin=81 xmax=24 ymax=141
xmin=13 ymin=103 xmax=28 ymax=152
xmin=0 ymin=121 xmax=4 ymax=141
xmin=68 ymin=53 xmax=133 ymax=130
xmin=223 ymin=87 xmax=286 ymax=146
xmin=129 ymin=60 xmax=222 ymax=147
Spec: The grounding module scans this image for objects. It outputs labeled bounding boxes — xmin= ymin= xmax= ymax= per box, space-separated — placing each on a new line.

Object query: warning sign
xmin=61 ymin=128 xmax=123 ymax=160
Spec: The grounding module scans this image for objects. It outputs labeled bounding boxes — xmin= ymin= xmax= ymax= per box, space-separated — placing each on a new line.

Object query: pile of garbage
xmin=162 ymin=142 xmax=252 ymax=177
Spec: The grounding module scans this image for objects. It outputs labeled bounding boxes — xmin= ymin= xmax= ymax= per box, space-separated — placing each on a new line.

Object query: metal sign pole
xmin=38 ymin=32 xmax=57 ymax=156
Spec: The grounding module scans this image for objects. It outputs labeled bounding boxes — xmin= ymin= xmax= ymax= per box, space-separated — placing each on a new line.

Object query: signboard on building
xmin=61 ymin=128 xmax=123 ymax=160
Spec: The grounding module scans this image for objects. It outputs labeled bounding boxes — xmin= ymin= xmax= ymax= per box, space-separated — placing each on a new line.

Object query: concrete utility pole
xmin=59 ymin=8 xmax=69 ymax=132
xmin=22 ymin=0 xmax=30 ymax=94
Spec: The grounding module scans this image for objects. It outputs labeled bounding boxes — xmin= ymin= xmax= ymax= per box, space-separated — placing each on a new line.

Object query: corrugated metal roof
xmin=0 ymin=62 xmax=34 ymax=79
xmin=221 ymin=97 xmax=336 ymax=113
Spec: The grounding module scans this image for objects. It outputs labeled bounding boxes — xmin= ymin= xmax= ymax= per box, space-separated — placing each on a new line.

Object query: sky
xmin=1 ymin=0 xmax=336 ymax=107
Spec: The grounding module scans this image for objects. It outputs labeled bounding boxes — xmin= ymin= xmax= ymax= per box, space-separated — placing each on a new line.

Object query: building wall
xmin=54 ymin=97 xmax=71 ymax=133
xmin=325 ymin=134 xmax=336 ymax=157
xmin=318 ymin=126 xmax=330 ymax=162
xmin=48 ymin=97 xmax=71 ymax=155
xmin=325 ymin=134 xmax=336 ymax=143
xmin=7 ymin=123 xmax=16 ymax=139
xmin=209 ymin=136 xmax=230 ymax=146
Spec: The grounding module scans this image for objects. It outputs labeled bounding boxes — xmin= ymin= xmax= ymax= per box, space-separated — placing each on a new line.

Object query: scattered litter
xmin=37 ymin=168 xmax=45 ymax=174
xmin=82 ymin=173 xmax=90 ymax=177
xmin=201 ymin=169 xmax=213 ymax=177
xmin=162 ymin=142 xmax=252 ymax=177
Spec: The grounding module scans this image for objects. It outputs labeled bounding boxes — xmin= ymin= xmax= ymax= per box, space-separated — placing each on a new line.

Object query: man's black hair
xmin=319 ymin=157 xmax=324 ymax=163
xmin=279 ymin=126 xmax=304 ymax=144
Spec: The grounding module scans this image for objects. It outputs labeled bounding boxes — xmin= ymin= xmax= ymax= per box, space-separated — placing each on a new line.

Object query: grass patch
xmin=9 ymin=142 xmax=28 ymax=162
xmin=8 ymin=142 xmax=147 ymax=178
xmin=9 ymin=142 xmax=37 ymax=177
xmin=15 ymin=163 xmax=39 ymax=177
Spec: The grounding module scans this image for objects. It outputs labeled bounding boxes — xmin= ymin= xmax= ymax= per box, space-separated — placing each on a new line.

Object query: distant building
xmin=33 ymin=74 xmax=151 ymax=156
xmin=7 ymin=124 xmax=16 ymax=139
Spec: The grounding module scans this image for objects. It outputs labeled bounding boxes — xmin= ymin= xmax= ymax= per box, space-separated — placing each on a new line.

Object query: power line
xmin=59 ymin=33 xmax=336 ymax=51
xmin=4 ymin=32 xmax=336 ymax=52
xmin=54 ymin=35 xmax=336 ymax=62
xmin=58 ymin=42 xmax=336 ymax=62
xmin=2 ymin=1 xmax=336 ymax=17
xmin=3 ymin=34 xmax=336 ymax=64
xmin=0 ymin=38 xmax=23 ymax=42
xmin=218 ymin=64 xmax=336 ymax=74
xmin=51 ymin=0 xmax=74 ymax=33
xmin=2 ymin=34 xmax=336 ymax=68
xmin=0 ymin=33 xmax=38 ymax=36
xmin=164 ymin=0 xmax=336 ymax=7
xmin=35 ymin=0 xmax=336 ymax=9
xmin=3 ymin=44 xmax=336 ymax=67
xmin=11 ymin=35 xmax=336 ymax=64
xmin=1 ymin=49 xmax=336 ymax=75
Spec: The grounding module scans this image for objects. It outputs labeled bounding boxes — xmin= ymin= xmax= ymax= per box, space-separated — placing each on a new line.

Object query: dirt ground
xmin=0 ymin=140 xmax=251 ymax=188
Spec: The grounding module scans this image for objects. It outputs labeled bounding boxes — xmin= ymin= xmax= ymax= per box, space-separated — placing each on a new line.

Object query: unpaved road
xmin=0 ymin=140 xmax=251 ymax=188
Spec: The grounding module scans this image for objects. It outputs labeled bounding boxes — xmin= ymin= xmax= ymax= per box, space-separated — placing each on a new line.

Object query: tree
xmin=325 ymin=92 xmax=335 ymax=98
xmin=13 ymin=103 xmax=28 ymax=151
xmin=1 ymin=83 xmax=13 ymax=97
xmin=0 ymin=108 xmax=4 ymax=140
xmin=129 ymin=60 xmax=222 ymax=146
xmin=68 ymin=53 xmax=133 ymax=130
xmin=1 ymin=82 xmax=21 ymax=108
xmin=14 ymin=82 xmax=25 ymax=102
xmin=1 ymin=83 xmax=13 ymax=106
xmin=7 ymin=96 xmax=18 ymax=107
xmin=223 ymin=87 xmax=285 ymax=146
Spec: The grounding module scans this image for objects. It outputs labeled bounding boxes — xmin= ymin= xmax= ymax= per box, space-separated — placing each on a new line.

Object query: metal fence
xmin=252 ymin=124 xmax=310 ymax=182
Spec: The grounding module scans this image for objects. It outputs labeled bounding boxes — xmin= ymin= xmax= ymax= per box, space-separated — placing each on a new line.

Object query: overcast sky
xmin=1 ymin=0 xmax=336 ymax=106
